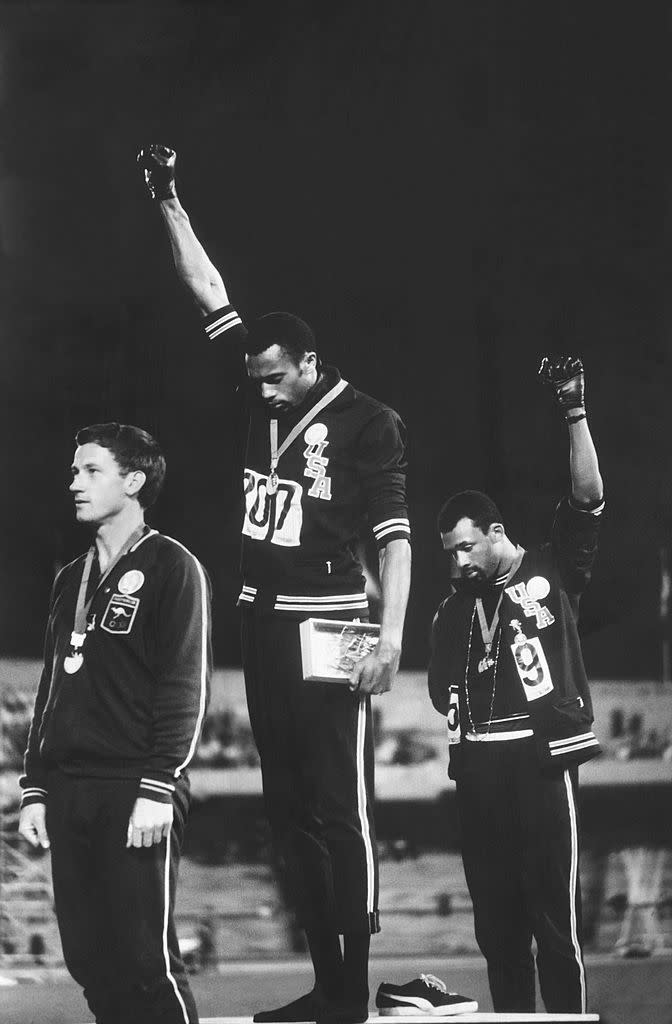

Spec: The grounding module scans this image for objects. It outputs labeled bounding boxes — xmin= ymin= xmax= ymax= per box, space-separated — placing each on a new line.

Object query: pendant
xmin=509 ymin=618 xmax=526 ymax=643
xmin=477 ymin=656 xmax=495 ymax=674
xmin=64 ymin=652 xmax=83 ymax=675
xmin=267 ymin=470 xmax=278 ymax=495
xmin=64 ymin=630 xmax=86 ymax=674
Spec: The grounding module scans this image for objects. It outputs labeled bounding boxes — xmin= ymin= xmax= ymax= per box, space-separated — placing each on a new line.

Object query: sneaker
xmin=375 ymin=974 xmax=478 ymax=1016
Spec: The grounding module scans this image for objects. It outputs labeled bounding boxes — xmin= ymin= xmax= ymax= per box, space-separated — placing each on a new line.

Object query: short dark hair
xmin=75 ymin=422 xmax=166 ymax=509
xmin=244 ymin=311 xmax=317 ymax=365
xmin=437 ymin=490 xmax=504 ymax=536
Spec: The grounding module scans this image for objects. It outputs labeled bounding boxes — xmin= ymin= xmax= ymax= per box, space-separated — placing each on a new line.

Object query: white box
xmin=299 ymin=618 xmax=380 ymax=683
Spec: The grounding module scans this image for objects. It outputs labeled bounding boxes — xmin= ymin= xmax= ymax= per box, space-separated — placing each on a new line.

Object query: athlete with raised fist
xmin=426 ymin=355 xmax=604 ymax=1015
xmin=138 ymin=143 xmax=412 ymax=1024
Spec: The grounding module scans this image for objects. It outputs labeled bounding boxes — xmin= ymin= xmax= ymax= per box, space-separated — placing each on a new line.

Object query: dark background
xmin=0 ymin=0 xmax=670 ymax=675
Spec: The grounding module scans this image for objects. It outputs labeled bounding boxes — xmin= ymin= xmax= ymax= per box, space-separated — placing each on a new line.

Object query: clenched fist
xmin=538 ymin=355 xmax=586 ymax=422
xmin=19 ymin=802 xmax=50 ymax=850
xmin=137 ymin=143 xmax=177 ymax=201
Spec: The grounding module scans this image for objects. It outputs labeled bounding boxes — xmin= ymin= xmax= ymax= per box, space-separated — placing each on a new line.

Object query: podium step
xmin=196 ymin=1016 xmax=601 ymax=1023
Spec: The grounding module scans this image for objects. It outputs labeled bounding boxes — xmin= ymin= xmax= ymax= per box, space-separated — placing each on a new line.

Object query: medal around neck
xmin=64 ymin=631 xmax=86 ymax=675
xmin=477 ymin=649 xmax=495 ymax=674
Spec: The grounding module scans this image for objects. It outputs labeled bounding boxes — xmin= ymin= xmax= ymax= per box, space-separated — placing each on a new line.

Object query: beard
xmin=450 ymin=571 xmax=496 ymax=597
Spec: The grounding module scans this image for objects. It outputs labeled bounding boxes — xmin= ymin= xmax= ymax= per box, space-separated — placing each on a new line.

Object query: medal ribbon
xmin=474 ymin=546 xmax=525 ymax=655
xmin=269 ymin=378 xmax=348 ymax=481
xmin=71 ymin=524 xmax=148 ymax=641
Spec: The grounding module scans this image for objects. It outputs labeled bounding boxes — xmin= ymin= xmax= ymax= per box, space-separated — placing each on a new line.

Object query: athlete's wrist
xmin=566 ymin=409 xmax=587 ymax=426
xmin=376 ymin=635 xmax=402 ymax=658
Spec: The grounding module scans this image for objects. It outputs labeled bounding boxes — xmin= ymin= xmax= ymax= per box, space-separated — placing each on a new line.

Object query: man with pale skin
xmin=138 ymin=144 xmax=411 ymax=1024
xmin=19 ymin=422 xmax=211 ymax=1024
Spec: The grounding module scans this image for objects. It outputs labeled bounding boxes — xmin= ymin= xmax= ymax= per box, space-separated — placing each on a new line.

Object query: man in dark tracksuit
xmin=139 ymin=144 xmax=412 ymax=1024
xmin=429 ymin=357 xmax=603 ymax=1014
xmin=19 ymin=422 xmax=211 ymax=1024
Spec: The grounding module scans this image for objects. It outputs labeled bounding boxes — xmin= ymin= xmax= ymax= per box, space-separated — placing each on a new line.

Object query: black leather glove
xmin=538 ymin=355 xmax=586 ymax=422
xmin=137 ymin=143 xmax=177 ymax=201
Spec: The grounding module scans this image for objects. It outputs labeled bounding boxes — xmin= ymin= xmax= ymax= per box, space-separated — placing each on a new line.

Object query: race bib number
xmin=510 ymin=635 xmax=554 ymax=701
xmin=446 ymin=685 xmax=460 ymax=744
xmin=243 ymin=468 xmax=303 ymax=547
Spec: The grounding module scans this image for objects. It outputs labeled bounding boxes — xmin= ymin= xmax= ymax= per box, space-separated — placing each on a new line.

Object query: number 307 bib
xmin=510 ymin=634 xmax=554 ymax=701
xmin=243 ymin=468 xmax=303 ymax=547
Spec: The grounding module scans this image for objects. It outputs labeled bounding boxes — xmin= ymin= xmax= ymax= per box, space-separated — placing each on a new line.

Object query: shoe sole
xmin=317 ymin=1011 xmax=369 ymax=1024
xmin=378 ymin=1003 xmax=478 ymax=1016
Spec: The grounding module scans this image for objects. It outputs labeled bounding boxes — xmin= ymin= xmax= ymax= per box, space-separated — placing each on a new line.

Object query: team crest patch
xmin=304 ymin=423 xmax=328 ymax=445
xmin=101 ymin=593 xmax=140 ymax=634
xmin=117 ymin=570 xmax=145 ymax=595
xmin=526 ymin=575 xmax=550 ymax=601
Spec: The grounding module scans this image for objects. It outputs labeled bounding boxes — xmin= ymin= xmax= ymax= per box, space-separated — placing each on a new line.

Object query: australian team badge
xmin=101 ymin=593 xmax=140 ymax=634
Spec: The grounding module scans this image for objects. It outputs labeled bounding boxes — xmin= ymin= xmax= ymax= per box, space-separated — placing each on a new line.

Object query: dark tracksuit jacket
xmin=20 ymin=528 xmax=211 ymax=1024
xmin=203 ymin=304 xmax=411 ymax=934
xmin=428 ymin=496 xmax=603 ymax=1013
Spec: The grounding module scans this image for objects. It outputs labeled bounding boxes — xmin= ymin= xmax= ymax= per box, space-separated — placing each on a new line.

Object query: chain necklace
xmin=461 ymin=547 xmax=525 ymax=740
xmin=464 ymin=604 xmax=503 ymax=740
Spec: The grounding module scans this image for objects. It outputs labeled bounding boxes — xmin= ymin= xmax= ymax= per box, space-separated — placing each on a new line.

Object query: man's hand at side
xmin=349 ymin=638 xmax=401 ymax=696
xmin=126 ymin=797 xmax=173 ymax=849
xmin=18 ymin=803 xmax=50 ymax=850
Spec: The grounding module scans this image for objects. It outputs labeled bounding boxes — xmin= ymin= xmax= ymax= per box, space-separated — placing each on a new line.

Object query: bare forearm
xmin=348 ymin=539 xmax=411 ymax=696
xmin=158 ymin=198 xmax=229 ymax=314
xmin=378 ymin=538 xmax=412 ymax=651
xmin=569 ymin=417 xmax=603 ymax=504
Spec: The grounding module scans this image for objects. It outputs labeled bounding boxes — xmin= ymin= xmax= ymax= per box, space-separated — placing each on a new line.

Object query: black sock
xmin=253 ymin=991 xmax=324 ymax=1023
xmin=342 ymin=931 xmax=370 ymax=1005
xmin=306 ymin=925 xmax=344 ymax=1001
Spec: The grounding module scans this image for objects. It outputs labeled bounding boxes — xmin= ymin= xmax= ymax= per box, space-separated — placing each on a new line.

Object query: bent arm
xmin=158 ymin=198 xmax=230 ymax=315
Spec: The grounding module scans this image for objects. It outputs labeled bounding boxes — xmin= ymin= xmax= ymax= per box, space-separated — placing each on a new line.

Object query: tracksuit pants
xmin=46 ymin=768 xmax=197 ymax=1024
xmin=456 ymin=738 xmax=586 ymax=1013
xmin=241 ymin=610 xmax=379 ymax=935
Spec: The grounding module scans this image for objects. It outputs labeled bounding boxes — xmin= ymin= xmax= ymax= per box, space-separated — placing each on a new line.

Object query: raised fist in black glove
xmin=137 ymin=144 xmax=177 ymax=201
xmin=538 ymin=355 xmax=586 ymax=422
